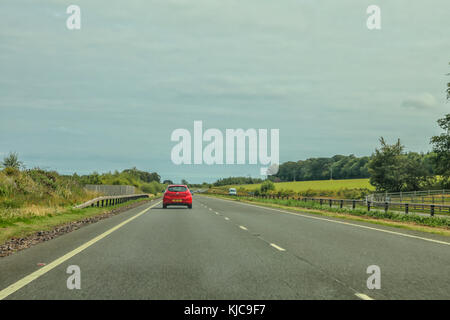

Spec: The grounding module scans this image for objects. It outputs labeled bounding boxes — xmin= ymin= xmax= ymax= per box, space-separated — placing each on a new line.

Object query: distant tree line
xmin=272 ymin=155 xmax=371 ymax=182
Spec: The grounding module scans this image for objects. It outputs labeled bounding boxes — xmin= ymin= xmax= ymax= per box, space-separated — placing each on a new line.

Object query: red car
xmin=163 ymin=185 xmax=192 ymax=209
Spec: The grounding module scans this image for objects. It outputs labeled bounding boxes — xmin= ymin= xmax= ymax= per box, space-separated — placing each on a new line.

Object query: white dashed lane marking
xmin=355 ymin=293 xmax=374 ymax=300
xmin=270 ymin=243 xmax=286 ymax=251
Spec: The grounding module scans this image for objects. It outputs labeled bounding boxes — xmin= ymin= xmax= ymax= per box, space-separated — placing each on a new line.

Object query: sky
xmin=0 ymin=0 xmax=449 ymax=183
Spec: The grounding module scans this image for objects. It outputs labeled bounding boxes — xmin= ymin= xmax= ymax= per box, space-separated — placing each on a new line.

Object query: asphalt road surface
xmin=0 ymin=195 xmax=449 ymax=300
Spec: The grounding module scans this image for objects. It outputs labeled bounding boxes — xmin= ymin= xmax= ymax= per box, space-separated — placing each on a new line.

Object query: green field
xmin=229 ymin=178 xmax=375 ymax=192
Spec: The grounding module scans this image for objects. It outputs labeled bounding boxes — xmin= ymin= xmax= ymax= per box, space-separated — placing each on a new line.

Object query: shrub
xmin=1 ymin=152 xmax=23 ymax=169
xmin=0 ymin=198 xmax=24 ymax=209
xmin=260 ymin=180 xmax=275 ymax=193
xmin=141 ymin=181 xmax=164 ymax=194
xmin=3 ymin=167 xmax=19 ymax=176
xmin=27 ymin=169 xmax=58 ymax=190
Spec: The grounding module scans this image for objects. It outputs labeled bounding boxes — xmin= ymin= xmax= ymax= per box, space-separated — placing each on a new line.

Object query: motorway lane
xmin=0 ymin=198 xmax=162 ymax=292
xmin=195 ymin=195 xmax=450 ymax=300
xmin=0 ymin=197 xmax=359 ymax=300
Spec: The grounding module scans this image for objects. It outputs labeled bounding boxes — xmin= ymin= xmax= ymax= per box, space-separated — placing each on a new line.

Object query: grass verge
xmin=0 ymin=196 xmax=158 ymax=246
xmin=203 ymin=194 xmax=450 ymax=237
xmin=227 ymin=178 xmax=374 ymax=191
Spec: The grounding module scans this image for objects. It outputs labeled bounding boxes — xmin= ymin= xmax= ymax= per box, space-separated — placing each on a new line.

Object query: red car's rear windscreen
xmin=167 ymin=186 xmax=188 ymax=192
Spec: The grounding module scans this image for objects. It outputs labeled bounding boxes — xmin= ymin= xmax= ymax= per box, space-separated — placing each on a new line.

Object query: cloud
xmin=1 ymin=1 xmax=449 ymax=182
xmin=401 ymin=93 xmax=438 ymax=110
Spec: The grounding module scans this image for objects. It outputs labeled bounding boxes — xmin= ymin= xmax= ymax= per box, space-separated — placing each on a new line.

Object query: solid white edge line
xmin=203 ymin=196 xmax=450 ymax=246
xmin=0 ymin=200 xmax=162 ymax=300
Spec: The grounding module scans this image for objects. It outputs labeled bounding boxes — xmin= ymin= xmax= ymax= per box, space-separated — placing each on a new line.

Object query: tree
xmin=368 ymin=138 xmax=433 ymax=192
xmin=447 ymin=79 xmax=450 ymax=100
xmin=430 ymin=114 xmax=450 ymax=186
xmin=368 ymin=138 xmax=406 ymax=192
xmin=447 ymin=62 xmax=449 ymax=101
xmin=2 ymin=152 xmax=23 ymax=169
xmin=122 ymin=168 xmax=161 ymax=183
xmin=402 ymin=152 xmax=433 ymax=191
xmin=163 ymin=179 xmax=174 ymax=185
xmin=181 ymin=179 xmax=189 ymax=185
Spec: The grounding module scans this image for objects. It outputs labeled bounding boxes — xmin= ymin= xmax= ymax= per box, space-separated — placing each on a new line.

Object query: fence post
xmin=329 ymin=199 xmax=332 ymax=208
xmin=384 ymin=202 xmax=388 ymax=213
xmin=405 ymin=203 xmax=409 ymax=214
xmin=340 ymin=200 xmax=343 ymax=209
xmin=352 ymin=200 xmax=356 ymax=210
xmin=367 ymin=201 xmax=371 ymax=211
xmin=320 ymin=199 xmax=323 ymax=206
xmin=430 ymin=205 xmax=435 ymax=217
